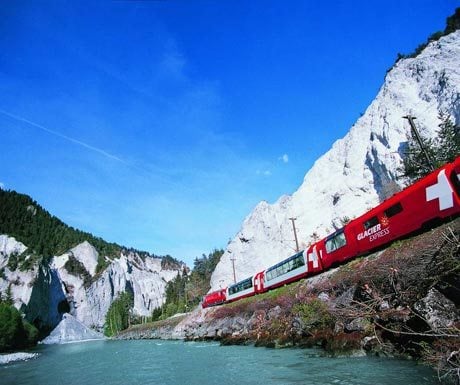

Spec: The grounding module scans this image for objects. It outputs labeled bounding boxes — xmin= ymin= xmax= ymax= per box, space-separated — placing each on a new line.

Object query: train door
xmin=254 ymin=271 xmax=265 ymax=294
xmin=305 ymin=245 xmax=323 ymax=274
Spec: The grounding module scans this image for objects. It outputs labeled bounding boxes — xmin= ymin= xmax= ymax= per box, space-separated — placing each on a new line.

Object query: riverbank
xmin=0 ymin=352 xmax=39 ymax=365
xmin=118 ymin=219 xmax=460 ymax=383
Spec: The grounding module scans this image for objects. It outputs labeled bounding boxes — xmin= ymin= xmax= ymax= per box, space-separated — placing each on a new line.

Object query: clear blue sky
xmin=0 ymin=1 xmax=458 ymax=265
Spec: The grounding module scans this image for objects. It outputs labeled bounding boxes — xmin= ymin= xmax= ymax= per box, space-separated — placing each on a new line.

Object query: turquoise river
xmin=1 ymin=340 xmax=438 ymax=385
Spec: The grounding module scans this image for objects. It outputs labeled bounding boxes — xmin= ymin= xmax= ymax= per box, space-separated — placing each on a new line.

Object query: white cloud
xmin=279 ymin=154 xmax=289 ymax=163
xmin=256 ymin=169 xmax=271 ymax=176
xmin=0 ymin=182 xmax=4 ymax=189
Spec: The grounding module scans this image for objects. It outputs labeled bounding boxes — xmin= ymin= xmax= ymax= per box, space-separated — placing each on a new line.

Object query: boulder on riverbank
xmin=40 ymin=313 xmax=105 ymax=344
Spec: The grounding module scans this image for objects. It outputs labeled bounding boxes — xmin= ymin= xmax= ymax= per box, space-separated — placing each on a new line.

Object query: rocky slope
xmin=41 ymin=313 xmax=104 ymax=344
xmin=0 ymin=236 xmax=182 ymax=332
xmin=210 ymin=30 xmax=460 ymax=291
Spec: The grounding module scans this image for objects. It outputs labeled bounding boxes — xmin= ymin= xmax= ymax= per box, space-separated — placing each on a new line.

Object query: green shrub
xmin=293 ymin=299 xmax=335 ymax=331
xmin=64 ymin=254 xmax=91 ymax=287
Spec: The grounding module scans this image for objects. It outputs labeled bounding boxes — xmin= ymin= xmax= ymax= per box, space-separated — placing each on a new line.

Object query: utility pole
xmin=403 ymin=115 xmax=435 ymax=171
xmin=230 ymin=255 xmax=237 ymax=283
xmin=289 ymin=217 xmax=300 ymax=252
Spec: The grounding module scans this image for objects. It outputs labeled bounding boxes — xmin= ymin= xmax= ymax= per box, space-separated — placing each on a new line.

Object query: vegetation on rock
xmin=394 ymin=8 xmax=460 ymax=63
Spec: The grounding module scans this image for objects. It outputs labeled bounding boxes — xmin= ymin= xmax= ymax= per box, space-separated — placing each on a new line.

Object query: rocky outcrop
xmin=51 ymin=245 xmax=181 ymax=330
xmin=0 ymin=237 xmax=183 ymax=332
xmin=0 ymin=235 xmax=36 ymax=309
xmin=414 ymin=288 xmax=459 ymax=330
xmin=210 ymin=30 xmax=460 ymax=292
xmin=24 ymin=265 xmax=67 ymax=332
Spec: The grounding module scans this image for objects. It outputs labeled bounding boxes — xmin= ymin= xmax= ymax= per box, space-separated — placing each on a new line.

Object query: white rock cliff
xmin=210 ymin=31 xmax=460 ymax=291
xmin=0 ymin=237 xmax=182 ymax=331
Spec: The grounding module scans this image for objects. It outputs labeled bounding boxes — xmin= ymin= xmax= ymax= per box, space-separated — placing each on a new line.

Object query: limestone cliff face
xmin=0 ymin=236 xmax=182 ymax=331
xmin=210 ymin=31 xmax=460 ymax=291
xmin=52 ymin=242 xmax=180 ymax=329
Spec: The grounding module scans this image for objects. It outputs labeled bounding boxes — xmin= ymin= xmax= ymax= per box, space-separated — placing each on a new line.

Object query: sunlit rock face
xmin=210 ymin=31 xmax=460 ymax=291
xmin=0 ymin=237 xmax=182 ymax=331
xmin=50 ymin=246 xmax=181 ymax=330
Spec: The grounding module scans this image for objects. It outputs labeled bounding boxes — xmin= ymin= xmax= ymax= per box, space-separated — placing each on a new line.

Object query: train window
xmin=265 ymin=252 xmax=305 ymax=281
xmin=449 ymin=170 xmax=460 ymax=197
xmin=384 ymin=202 xmax=403 ymax=218
xmin=325 ymin=231 xmax=347 ymax=253
xmin=363 ymin=216 xmax=379 ymax=230
xmin=228 ymin=277 xmax=253 ymax=295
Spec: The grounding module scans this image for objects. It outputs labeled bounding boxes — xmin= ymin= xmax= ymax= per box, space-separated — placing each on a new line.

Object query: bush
xmin=64 ymin=254 xmax=92 ymax=287
xmin=293 ymin=298 xmax=335 ymax=332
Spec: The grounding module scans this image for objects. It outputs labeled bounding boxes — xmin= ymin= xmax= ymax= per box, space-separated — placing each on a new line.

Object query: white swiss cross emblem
xmin=307 ymin=246 xmax=319 ymax=270
xmin=426 ymin=169 xmax=454 ymax=210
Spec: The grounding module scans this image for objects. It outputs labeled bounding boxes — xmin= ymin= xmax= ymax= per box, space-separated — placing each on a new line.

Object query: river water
xmin=1 ymin=340 xmax=437 ymax=385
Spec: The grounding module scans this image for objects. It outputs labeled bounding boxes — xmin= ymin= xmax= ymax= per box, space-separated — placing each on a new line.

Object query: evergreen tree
xmin=445 ymin=7 xmax=460 ymax=34
xmin=436 ymin=112 xmax=460 ymax=162
xmin=401 ymin=114 xmax=460 ymax=182
xmin=104 ymin=292 xmax=133 ymax=337
xmin=401 ymin=132 xmax=438 ymax=180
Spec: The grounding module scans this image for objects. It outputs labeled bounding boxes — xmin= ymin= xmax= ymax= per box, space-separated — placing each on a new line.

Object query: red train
xmin=202 ymin=156 xmax=460 ymax=308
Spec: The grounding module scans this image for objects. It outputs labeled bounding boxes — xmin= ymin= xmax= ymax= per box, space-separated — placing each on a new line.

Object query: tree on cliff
xmin=401 ymin=113 xmax=460 ymax=182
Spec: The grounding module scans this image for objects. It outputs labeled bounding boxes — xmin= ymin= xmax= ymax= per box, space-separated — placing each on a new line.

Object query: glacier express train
xmin=202 ymin=156 xmax=460 ymax=308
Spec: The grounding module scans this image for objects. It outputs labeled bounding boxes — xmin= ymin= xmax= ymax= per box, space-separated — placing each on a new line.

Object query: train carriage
xmin=260 ymin=248 xmax=324 ymax=292
xmin=348 ymin=159 xmax=460 ymax=256
xmin=202 ymin=288 xmax=227 ymax=308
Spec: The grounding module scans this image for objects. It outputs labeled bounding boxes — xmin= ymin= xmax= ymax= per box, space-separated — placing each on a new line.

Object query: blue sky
xmin=0 ymin=1 xmax=458 ymax=265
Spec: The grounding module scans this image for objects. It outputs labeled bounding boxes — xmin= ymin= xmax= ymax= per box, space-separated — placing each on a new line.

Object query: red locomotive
xmin=202 ymin=156 xmax=460 ymax=308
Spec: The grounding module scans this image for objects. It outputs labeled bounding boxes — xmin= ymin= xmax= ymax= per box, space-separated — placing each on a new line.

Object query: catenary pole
xmin=289 ymin=217 xmax=300 ymax=252
xmin=403 ymin=115 xmax=436 ymax=171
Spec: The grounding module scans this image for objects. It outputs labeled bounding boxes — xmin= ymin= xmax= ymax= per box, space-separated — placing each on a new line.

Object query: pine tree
xmin=401 ymin=131 xmax=438 ymax=181
xmin=104 ymin=292 xmax=133 ymax=337
xmin=401 ymin=114 xmax=460 ymax=182
xmin=436 ymin=112 xmax=460 ymax=162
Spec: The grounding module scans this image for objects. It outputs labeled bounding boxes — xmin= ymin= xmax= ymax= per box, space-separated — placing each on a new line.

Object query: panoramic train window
xmin=384 ymin=202 xmax=403 ymax=218
xmin=363 ymin=216 xmax=379 ymax=230
xmin=228 ymin=277 xmax=253 ymax=295
xmin=325 ymin=231 xmax=347 ymax=253
xmin=265 ymin=252 xmax=305 ymax=281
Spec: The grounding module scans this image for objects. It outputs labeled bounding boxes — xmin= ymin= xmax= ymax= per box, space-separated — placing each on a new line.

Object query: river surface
xmin=1 ymin=340 xmax=437 ymax=385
